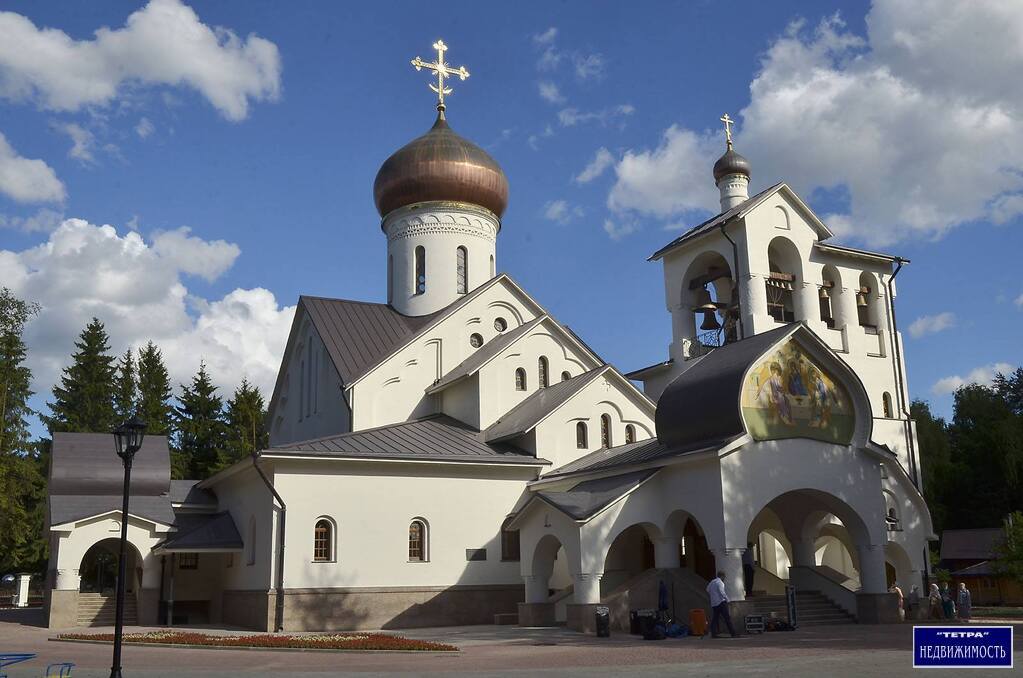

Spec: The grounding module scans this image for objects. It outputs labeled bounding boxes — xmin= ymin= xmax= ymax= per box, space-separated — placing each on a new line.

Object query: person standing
xmin=940 ymin=584 xmax=956 ymax=619
xmin=742 ymin=544 xmax=756 ymax=597
xmin=928 ymin=584 xmax=943 ymax=620
xmin=707 ymin=570 xmax=738 ymax=638
xmin=889 ymin=583 xmax=905 ymax=621
xmin=957 ymin=582 xmax=972 ymax=621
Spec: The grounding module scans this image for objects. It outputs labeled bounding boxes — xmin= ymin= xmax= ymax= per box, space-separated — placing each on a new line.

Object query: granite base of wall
xmin=280 ymin=584 xmax=523 ymax=632
xmin=221 ymin=590 xmax=273 ymax=631
xmin=856 ymin=592 xmax=900 ymax=624
xmin=517 ymin=602 xmax=556 ymax=627
xmin=566 ymin=603 xmax=601 ymax=634
xmin=139 ymin=588 xmax=159 ymax=625
xmin=46 ymin=590 xmax=78 ymax=629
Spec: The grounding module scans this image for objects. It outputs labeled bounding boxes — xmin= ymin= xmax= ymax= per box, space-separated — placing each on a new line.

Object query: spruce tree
xmin=45 ymin=317 xmax=117 ymax=433
xmin=225 ymin=378 xmax=269 ymax=464
xmin=113 ymin=348 xmax=137 ymax=422
xmin=174 ymin=362 xmax=227 ymax=479
xmin=137 ymin=341 xmax=173 ymax=437
xmin=0 ymin=287 xmax=39 ymax=454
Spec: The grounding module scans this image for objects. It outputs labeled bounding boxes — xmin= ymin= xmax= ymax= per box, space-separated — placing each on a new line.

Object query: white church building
xmin=44 ymin=44 xmax=933 ymax=632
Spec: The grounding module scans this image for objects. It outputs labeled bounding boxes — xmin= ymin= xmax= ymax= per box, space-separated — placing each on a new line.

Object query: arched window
xmin=857 ymin=272 xmax=880 ymax=328
xmin=882 ymin=392 xmax=893 ymax=418
xmin=625 ymin=424 xmax=636 ymax=444
xmin=409 ymin=519 xmax=428 ymax=562
xmin=387 ymin=254 xmax=393 ymax=304
xmin=515 ymin=368 xmax=527 ymax=391
xmin=501 ymin=518 xmax=520 ymax=561
xmin=766 ymin=237 xmax=801 ymax=323
xmin=298 ymin=356 xmax=305 ymax=422
xmin=600 ymin=414 xmax=612 ymax=448
xmin=538 ymin=356 xmax=549 ymax=388
xmin=414 ymin=246 xmax=426 ymax=295
xmin=313 ymin=518 xmax=334 ymax=562
xmin=456 ymin=246 xmax=468 ymax=294
xmin=247 ymin=516 xmax=256 ymax=566
xmin=576 ymin=421 xmax=588 ymax=449
xmin=490 ymin=254 xmax=495 ymax=278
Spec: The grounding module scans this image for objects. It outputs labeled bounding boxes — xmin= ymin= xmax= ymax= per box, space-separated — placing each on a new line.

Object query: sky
xmin=0 ymin=0 xmax=1021 ymax=438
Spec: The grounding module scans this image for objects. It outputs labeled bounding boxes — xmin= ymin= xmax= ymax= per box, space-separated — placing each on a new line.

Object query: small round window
xmin=469 ymin=333 xmax=484 ymax=349
xmin=494 ymin=317 xmax=507 ymax=332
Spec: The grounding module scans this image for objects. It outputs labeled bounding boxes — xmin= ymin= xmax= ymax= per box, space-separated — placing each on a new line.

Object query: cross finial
xmin=720 ymin=113 xmax=735 ymax=149
xmin=411 ymin=39 xmax=470 ymax=113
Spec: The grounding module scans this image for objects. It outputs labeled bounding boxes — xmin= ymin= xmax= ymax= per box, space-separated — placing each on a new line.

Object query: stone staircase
xmin=77 ymin=592 xmax=137 ymax=627
xmin=748 ymin=590 xmax=855 ymax=626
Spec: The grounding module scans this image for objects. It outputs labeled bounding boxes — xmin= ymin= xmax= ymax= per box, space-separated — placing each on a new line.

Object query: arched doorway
xmin=77 ymin=538 xmax=144 ymax=626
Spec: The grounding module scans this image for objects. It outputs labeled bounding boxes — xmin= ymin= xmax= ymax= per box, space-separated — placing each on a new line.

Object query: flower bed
xmin=56 ymin=630 xmax=458 ymax=652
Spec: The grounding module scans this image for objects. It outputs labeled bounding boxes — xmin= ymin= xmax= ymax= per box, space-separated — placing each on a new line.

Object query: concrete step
xmin=494 ymin=613 xmax=518 ymax=625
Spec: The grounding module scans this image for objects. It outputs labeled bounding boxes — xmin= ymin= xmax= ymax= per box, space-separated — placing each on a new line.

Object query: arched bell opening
xmin=680 ymin=251 xmax=737 ymax=350
xmin=766 ymin=236 xmax=804 ymax=324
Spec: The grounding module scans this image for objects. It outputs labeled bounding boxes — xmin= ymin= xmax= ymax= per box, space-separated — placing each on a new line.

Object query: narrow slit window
xmin=313 ymin=519 xmax=333 ymax=562
xmin=625 ymin=424 xmax=636 ymax=444
xmin=409 ymin=520 xmax=427 ymax=562
xmin=515 ymin=368 xmax=527 ymax=391
xmin=538 ymin=356 xmax=549 ymax=388
xmin=576 ymin=421 xmax=588 ymax=449
xmin=414 ymin=246 xmax=426 ymax=295
xmin=601 ymin=414 xmax=612 ymax=448
xmin=456 ymin=246 xmax=468 ymax=294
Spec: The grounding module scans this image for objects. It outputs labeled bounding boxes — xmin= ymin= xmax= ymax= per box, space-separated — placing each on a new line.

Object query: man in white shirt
xmin=707 ymin=570 xmax=738 ymax=638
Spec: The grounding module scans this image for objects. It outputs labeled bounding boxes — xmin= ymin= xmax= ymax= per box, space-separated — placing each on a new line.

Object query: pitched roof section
xmin=542 ymin=435 xmax=732 ymax=479
xmin=168 ymin=479 xmax=217 ymax=506
xmin=269 ymin=414 xmax=547 ymax=466
xmin=427 ymin=316 xmax=546 ymax=394
xmin=484 ymin=366 xmax=610 ymax=443
xmin=301 ymin=296 xmax=441 ymax=385
xmin=49 ymin=495 xmax=175 ymax=527
xmin=940 ymin=528 xmax=1004 ymax=561
xmin=649 ymin=183 xmax=783 ymax=261
xmin=535 ymin=469 xmax=658 ymax=520
xmin=50 ymin=432 xmax=171 ymax=497
xmin=156 ymin=512 xmax=243 ymax=552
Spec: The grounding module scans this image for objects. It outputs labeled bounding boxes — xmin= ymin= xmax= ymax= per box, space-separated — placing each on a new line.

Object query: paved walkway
xmin=2 ymin=608 xmax=1019 ymax=677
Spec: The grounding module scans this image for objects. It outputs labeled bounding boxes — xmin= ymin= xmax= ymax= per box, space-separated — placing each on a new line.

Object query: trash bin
xmin=595 ymin=605 xmax=610 ymax=637
xmin=689 ymin=608 xmax=708 ymax=636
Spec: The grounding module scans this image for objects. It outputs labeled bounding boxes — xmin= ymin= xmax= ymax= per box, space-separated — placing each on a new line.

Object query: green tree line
xmin=0 ymin=287 xmax=269 ymax=575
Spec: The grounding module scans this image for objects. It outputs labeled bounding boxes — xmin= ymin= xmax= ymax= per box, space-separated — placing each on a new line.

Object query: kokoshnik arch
xmin=43 ymin=40 xmax=932 ymax=632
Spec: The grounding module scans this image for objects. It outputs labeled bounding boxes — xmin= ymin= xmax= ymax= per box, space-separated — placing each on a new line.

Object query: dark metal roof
xmin=49 ymin=494 xmax=175 ymax=527
xmin=535 ymin=469 xmax=658 ymax=520
xmin=484 ymin=366 xmax=609 ymax=443
xmin=269 ymin=414 xmax=547 ymax=465
xmin=157 ymin=512 xmax=242 ymax=552
xmin=648 ymin=182 xmax=784 ymax=261
xmin=814 ymin=242 xmax=903 ymax=263
xmin=713 ymin=146 xmax=752 ymax=182
xmin=624 ymin=359 xmax=673 ymax=380
xmin=940 ymin=528 xmax=1004 ymax=561
xmin=50 ymin=432 xmax=171 ymax=497
xmin=542 ymin=435 xmax=732 ymax=479
xmin=373 ymin=111 xmax=509 ymax=218
xmin=168 ymin=480 xmax=216 ymax=506
xmin=428 ymin=316 xmax=546 ymax=393
xmin=656 ymin=324 xmax=796 ymax=449
xmin=950 ymin=561 xmax=995 ymax=577
xmin=300 ymin=296 xmax=441 ymax=385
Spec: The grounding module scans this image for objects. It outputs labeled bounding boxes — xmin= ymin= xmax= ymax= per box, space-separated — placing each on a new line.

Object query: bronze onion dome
xmin=712 ymin=146 xmax=751 ymax=183
xmin=373 ymin=111 xmax=509 ymax=219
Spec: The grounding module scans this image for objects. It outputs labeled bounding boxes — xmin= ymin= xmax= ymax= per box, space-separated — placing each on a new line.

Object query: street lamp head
xmin=113 ymin=416 xmax=147 ymax=461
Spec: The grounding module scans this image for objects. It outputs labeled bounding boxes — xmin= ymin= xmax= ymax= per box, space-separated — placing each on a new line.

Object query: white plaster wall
xmin=272 ymin=459 xmax=536 ymax=588
xmin=214 ymin=467 xmax=277 ymax=592
xmin=384 ymin=203 xmax=499 ymax=317
xmin=164 ymin=552 xmax=229 ymax=600
xmin=531 ymin=372 xmax=655 ymax=471
xmin=51 ymin=514 xmax=170 ymax=591
xmin=351 ymin=278 xmax=540 ymax=430
xmin=440 ymin=374 xmax=481 ymax=428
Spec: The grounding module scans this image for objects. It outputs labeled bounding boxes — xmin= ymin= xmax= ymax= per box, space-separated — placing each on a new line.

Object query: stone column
xmin=47 ymin=569 xmax=81 ymax=629
xmin=711 ymin=548 xmax=745 ymax=601
xmin=856 ymin=543 xmax=900 ymax=623
xmin=653 ymin=538 xmax=680 ymax=569
xmin=15 ymin=573 xmax=31 ymax=607
xmin=857 ymin=544 xmax=888 ymax=594
xmin=518 ymin=575 xmax=556 ymax=627
xmin=524 ymin=574 xmax=548 ymax=604
xmin=566 ymin=573 xmax=603 ymax=634
xmin=790 ymin=539 xmax=816 ymax=569
xmin=794 ymin=280 xmax=819 ymax=329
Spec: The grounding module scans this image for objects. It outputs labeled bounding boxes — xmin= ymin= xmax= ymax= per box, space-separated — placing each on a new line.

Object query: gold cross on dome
xmin=720 ymin=113 xmax=735 ymax=148
xmin=411 ymin=39 xmax=470 ymax=111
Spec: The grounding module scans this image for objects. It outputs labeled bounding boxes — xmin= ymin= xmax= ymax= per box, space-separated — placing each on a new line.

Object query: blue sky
xmin=0 ymin=0 xmax=1021 ymax=435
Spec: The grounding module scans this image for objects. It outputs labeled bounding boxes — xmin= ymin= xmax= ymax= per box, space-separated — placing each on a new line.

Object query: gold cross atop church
xmin=411 ymin=39 xmax=470 ymax=111
xmin=720 ymin=113 xmax=735 ymax=148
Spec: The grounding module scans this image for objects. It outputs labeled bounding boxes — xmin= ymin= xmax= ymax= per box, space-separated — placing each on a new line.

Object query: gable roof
xmin=534 ymin=469 xmax=658 ymax=520
xmin=50 ymin=432 xmax=171 ymax=497
xmin=649 ymin=182 xmax=833 ymax=261
xmin=426 ymin=316 xmax=547 ymax=394
xmin=168 ymin=479 xmax=217 ymax=506
xmin=940 ymin=528 xmax=1004 ymax=561
xmin=155 ymin=512 xmax=243 ymax=552
xmin=267 ymin=414 xmax=548 ymax=466
xmin=484 ymin=366 xmax=611 ymax=443
xmin=49 ymin=495 xmax=175 ymax=528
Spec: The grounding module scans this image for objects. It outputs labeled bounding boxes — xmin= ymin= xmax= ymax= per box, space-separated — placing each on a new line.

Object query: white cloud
xmin=537 ymin=81 xmax=565 ymax=105
xmin=0 ymin=0 xmax=282 ymax=121
xmin=151 ymin=226 xmax=240 ymax=282
xmin=0 ymin=218 xmax=292 ymax=403
xmin=575 ymin=147 xmax=614 ymax=184
xmin=0 ymin=207 xmax=64 ymax=233
xmin=0 ymin=131 xmax=65 ymax=203
xmin=527 ymin=124 xmax=554 ymax=151
xmin=932 ymin=362 xmax=1014 ymax=395
xmin=532 ymin=26 xmax=604 ymax=81
xmin=603 ymin=218 xmax=637 ymax=241
xmin=135 ymin=117 xmax=155 ymax=139
xmin=1015 ymin=293 xmax=1023 ymax=308
xmin=573 ymin=53 xmax=605 ymax=80
xmin=543 ymin=199 xmax=583 ymax=224
xmin=56 ymin=122 xmax=96 ymax=163
xmin=533 ymin=27 xmax=558 ymax=46
xmin=908 ymin=311 xmax=956 ymax=338
xmin=558 ymin=104 xmax=634 ymax=127
xmin=606 ymin=1 xmax=1023 ymax=245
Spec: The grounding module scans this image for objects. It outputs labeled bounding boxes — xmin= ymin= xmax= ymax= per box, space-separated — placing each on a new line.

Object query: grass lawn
xmin=56 ymin=630 xmax=458 ymax=652
xmin=972 ymin=606 xmax=1023 ymax=618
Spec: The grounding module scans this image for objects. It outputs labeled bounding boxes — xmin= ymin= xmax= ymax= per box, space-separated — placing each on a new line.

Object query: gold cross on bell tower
xmin=720 ymin=113 xmax=735 ymax=149
xmin=411 ymin=39 xmax=470 ymax=112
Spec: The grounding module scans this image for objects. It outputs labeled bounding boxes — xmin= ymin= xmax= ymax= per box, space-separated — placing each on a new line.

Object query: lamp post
xmin=110 ymin=416 xmax=146 ymax=678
